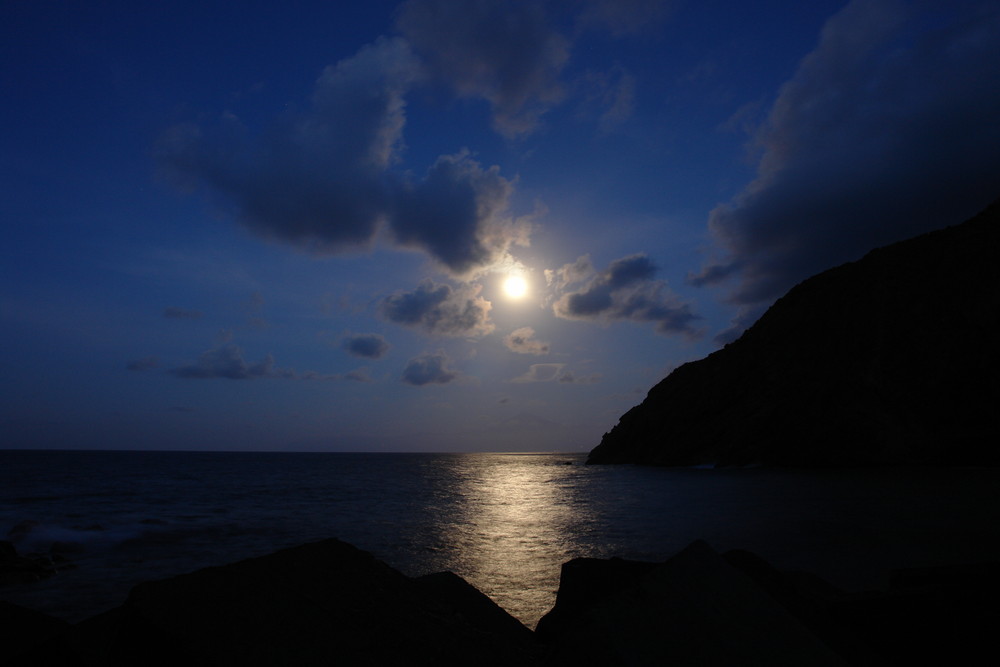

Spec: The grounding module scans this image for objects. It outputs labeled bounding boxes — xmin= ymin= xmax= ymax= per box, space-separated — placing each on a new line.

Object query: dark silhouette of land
xmin=589 ymin=199 xmax=1000 ymax=466
xmin=6 ymin=537 xmax=999 ymax=665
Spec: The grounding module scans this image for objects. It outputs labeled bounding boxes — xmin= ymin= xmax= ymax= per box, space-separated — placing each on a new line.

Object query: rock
xmin=535 ymin=557 xmax=658 ymax=642
xmin=0 ymin=540 xmax=58 ymax=586
xmin=588 ymin=199 xmax=1000 ymax=466
xmin=538 ymin=540 xmax=847 ymax=666
xmin=10 ymin=536 xmax=999 ymax=665
xmin=18 ymin=538 xmax=540 ymax=666
xmin=830 ymin=560 xmax=1000 ymax=665
xmin=0 ymin=601 xmax=70 ymax=663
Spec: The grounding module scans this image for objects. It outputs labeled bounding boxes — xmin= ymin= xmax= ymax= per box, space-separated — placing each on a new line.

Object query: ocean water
xmin=2 ymin=450 xmax=999 ymax=629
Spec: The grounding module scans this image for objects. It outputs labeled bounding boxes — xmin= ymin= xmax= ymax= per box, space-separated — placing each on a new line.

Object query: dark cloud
xmin=163 ymin=307 xmax=202 ymax=320
xmin=692 ymin=0 xmax=1000 ymax=307
xmin=395 ymin=0 xmax=569 ymax=137
xmin=401 ymin=351 xmax=457 ymax=386
xmin=381 ymin=280 xmax=494 ymax=337
xmin=126 ymin=356 xmax=159 ymax=372
xmin=158 ymin=38 xmax=530 ymax=278
xmin=170 ymin=344 xmax=294 ymax=380
xmin=391 ymin=151 xmax=529 ymax=278
xmin=157 ymin=37 xmax=419 ymax=254
xmin=553 ymin=254 xmax=700 ymax=336
xmin=341 ymin=333 xmax=390 ymax=359
xmin=503 ymin=326 xmax=550 ymax=355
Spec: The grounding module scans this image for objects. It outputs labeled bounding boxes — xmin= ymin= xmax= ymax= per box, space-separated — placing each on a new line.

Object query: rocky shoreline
xmin=4 ymin=537 xmax=997 ymax=666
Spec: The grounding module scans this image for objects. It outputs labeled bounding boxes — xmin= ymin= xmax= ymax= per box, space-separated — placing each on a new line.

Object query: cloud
xmin=557 ymin=371 xmax=601 ymax=385
xmin=170 ymin=344 xmax=295 ymax=380
xmin=391 ymin=151 xmax=530 ymax=278
xmin=553 ymin=254 xmax=700 ymax=336
xmin=341 ymin=333 xmax=390 ymax=359
xmin=244 ymin=292 xmax=268 ymax=330
xmin=545 ymin=255 xmax=593 ymax=291
xmin=692 ymin=0 xmax=1000 ymax=306
xmin=344 ymin=368 xmax=373 ymax=383
xmin=512 ymin=363 xmax=564 ymax=383
xmin=511 ymin=363 xmax=600 ymax=384
xmin=158 ymin=39 xmax=530 ymax=279
xmin=578 ymin=66 xmax=636 ymax=131
xmin=503 ymin=326 xmax=550 ymax=355
xmin=126 ymin=356 xmax=159 ymax=372
xmin=163 ymin=307 xmax=202 ymax=320
xmin=381 ymin=280 xmax=494 ymax=337
xmin=401 ymin=351 xmax=457 ymax=386
xmin=157 ymin=37 xmax=420 ymax=254
xmin=576 ymin=0 xmax=673 ymax=36
xmin=395 ymin=0 xmax=569 ymax=137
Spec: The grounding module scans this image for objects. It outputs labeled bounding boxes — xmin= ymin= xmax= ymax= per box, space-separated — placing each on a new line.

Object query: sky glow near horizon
xmin=3 ymin=0 xmax=999 ymax=452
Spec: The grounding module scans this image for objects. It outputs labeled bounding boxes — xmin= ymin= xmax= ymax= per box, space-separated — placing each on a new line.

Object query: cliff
xmin=588 ymin=200 xmax=1000 ymax=466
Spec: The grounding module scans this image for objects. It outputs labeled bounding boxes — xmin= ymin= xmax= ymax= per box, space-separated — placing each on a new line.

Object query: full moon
xmin=503 ymin=275 xmax=528 ymax=299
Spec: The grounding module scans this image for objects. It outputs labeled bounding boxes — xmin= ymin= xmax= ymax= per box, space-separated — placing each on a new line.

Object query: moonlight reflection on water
xmin=3 ymin=451 xmax=999 ymax=631
xmin=444 ymin=454 xmax=590 ymax=622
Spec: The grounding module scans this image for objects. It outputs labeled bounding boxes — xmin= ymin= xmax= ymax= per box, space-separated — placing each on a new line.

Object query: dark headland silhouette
xmin=589 ymin=199 xmax=1000 ymax=466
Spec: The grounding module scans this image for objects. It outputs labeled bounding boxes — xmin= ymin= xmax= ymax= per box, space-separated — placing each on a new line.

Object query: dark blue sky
xmin=3 ymin=0 xmax=998 ymax=452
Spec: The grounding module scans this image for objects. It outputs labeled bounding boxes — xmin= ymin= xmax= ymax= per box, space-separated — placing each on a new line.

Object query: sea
xmin=2 ymin=450 xmax=1000 ymax=629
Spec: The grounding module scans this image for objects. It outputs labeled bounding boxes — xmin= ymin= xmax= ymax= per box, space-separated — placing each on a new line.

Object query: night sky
xmin=3 ymin=0 xmax=998 ymax=452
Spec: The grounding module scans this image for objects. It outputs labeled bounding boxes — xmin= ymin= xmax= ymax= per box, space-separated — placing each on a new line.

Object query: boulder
xmin=537 ymin=540 xmax=846 ymax=666
xmin=0 ymin=540 xmax=58 ymax=586
xmin=19 ymin=538 xmax=540 ymax=666
xmin=0 ymin=601 xmax=70 ymax=663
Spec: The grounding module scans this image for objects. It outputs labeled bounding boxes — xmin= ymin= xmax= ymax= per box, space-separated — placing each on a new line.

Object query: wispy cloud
xmin=126 ymin=356 xmax=159 ymax=372
xmin=511 ymin=363 xmax=565 ymax=383
xmin=163 ymin=307 xmax=202 ymax=320
xmin=511 ymin=363 xmax=600 ymax=384
xmin=170 ymin=344 xmax=294 ymax=380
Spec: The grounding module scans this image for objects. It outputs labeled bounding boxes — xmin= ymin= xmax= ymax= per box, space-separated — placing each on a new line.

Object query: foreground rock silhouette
xmin=8 ymin=538 xmax=999 ymax=666
xmin=8 ymin=539 xmax=539 ymax=666
xmin=588 ymin=199 xmax=1000 ymax=466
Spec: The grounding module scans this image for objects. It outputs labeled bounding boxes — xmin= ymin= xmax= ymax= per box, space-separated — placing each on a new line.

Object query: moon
xmin=502 ymin=275 xmax=528 ymax=299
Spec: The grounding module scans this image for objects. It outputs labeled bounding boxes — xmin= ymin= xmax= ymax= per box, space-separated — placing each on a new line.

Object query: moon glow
xmin=503 ymin=275 xmax=528 ymax=299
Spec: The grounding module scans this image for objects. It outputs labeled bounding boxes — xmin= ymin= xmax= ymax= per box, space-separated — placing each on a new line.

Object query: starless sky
xmin=3 ymin=0 xmax=999 ymax=452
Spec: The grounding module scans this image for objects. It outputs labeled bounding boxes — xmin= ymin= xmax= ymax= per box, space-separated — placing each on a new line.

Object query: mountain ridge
xmin=588 ymin=199 xmax=1000 ymax=466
